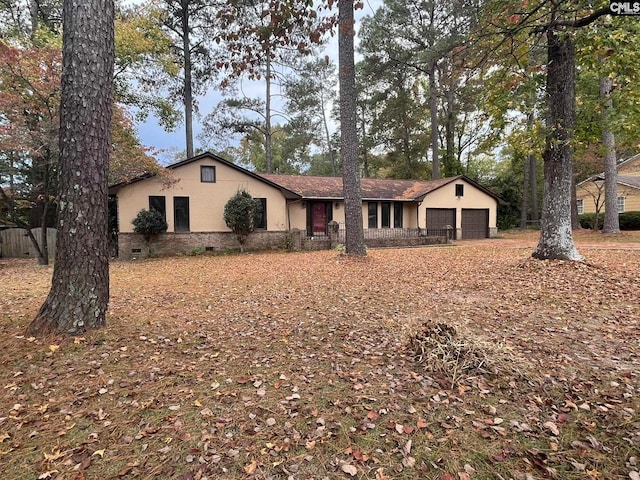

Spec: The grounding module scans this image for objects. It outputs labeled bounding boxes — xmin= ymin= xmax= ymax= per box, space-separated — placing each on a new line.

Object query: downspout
xmin=417 ymin=199 xmax=423 ymax=234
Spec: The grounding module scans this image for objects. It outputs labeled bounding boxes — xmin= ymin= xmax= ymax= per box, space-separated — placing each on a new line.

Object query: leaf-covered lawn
xmin=1 ymin=232 xmax=639 ymax=479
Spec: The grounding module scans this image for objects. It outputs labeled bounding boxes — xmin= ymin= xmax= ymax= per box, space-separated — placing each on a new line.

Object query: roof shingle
xmin=259 ymin=174 xmax=462 ymax=201
xmin=618 ymin=176 xmax=640 ymax=190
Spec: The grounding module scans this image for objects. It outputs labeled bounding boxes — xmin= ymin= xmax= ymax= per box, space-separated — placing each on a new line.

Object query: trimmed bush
xmin=132 ymin=209 xmax=168 ymax=242
xmin=224 ymin=190 xmax=263 ymax=252
xmin=579 ymin=211 xmax=640 ymax=230
xmin=619 ymin=211 xmax=640 ymax=230
xmin=578 ymin=213 xmax=602 ymax=230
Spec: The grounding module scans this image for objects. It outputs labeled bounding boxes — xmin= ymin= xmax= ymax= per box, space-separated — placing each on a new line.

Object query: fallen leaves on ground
xmin=0 ymin=232 xmax=639 ymax=479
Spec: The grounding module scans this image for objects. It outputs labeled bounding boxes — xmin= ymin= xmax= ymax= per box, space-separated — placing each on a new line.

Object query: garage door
xmin=426 ymin=208 xmax=456 ymax=239
xmin=461 ymin=209 xmax=489 ymax=239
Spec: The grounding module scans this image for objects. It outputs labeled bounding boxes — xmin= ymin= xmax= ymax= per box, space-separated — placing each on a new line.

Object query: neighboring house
xmin=576 ymin=153 xmax=640 ymax=215
xmin=109 ymin=152 xmax=500 ymax=259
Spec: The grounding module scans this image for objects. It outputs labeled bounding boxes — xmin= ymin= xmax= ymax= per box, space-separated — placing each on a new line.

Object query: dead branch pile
xmin=407 ymin=321 xmax=531 ymax=384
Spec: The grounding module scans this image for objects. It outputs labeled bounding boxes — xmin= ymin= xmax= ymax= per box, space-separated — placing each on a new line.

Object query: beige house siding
xmin=576 ymin=181 xmax=601 ymax=214
xmin=418 ymin=179 xmax=498 ymax=237
xmin=618 ymin=155 xmax=640 ymax=175
xmin=577 ymin=154 xmax=640 ymax=214
xmin=577 ymin=182 xmax=640 ymax=214
xmin=287 ymin=200 xmax=307 ymax=231
xmin=115 ymin=157 xmax=289 ymax=233
xmin=622 ymin=188 xmax=640 ymax=211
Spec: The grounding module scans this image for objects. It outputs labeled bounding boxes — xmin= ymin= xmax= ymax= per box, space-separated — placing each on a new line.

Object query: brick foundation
xmin=117 ymin=231 xmax=290 ymax=260
xmin=116 ymin=230 xmax=451 ymax=260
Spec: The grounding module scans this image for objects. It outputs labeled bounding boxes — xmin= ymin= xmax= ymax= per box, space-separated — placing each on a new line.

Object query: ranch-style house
xmin=109 ymin=152 xmax=500 ymax=259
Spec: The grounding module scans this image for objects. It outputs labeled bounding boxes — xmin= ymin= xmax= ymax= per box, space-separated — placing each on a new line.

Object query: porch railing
xmin=321 ymin=223 xmax=453 ymax=243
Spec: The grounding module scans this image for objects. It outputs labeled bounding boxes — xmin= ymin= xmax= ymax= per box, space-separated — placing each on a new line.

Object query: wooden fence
xmin=0 ymin=228 xmax=56 ymax=259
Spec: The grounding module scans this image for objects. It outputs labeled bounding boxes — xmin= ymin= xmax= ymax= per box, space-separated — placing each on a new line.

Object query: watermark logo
xmin=610 ymin=1 xmax=640 ymax=15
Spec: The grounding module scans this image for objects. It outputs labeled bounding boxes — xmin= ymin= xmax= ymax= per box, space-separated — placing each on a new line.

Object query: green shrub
xmin=579 ymin=211 xmax=640 ymax=230
xmin=579 ymin=213 xmax=602 ymax=230
xmin=619 ymin=211 xmax=640 ymax=230
xmin=132 ymin=209 xmax=168 ymax=242
xmin=223 ymin=190 xmax=262 ymax=252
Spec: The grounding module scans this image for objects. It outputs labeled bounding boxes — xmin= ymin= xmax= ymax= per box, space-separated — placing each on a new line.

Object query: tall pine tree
xmin=27 ymin=0 xmax=114 ymax=335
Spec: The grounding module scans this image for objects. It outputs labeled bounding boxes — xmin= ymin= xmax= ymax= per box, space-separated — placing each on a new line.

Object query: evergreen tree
xmin=27 ymin=0 xmax=114 ymax=335
xmin=339 ymin=0 xmax=366 ymax=255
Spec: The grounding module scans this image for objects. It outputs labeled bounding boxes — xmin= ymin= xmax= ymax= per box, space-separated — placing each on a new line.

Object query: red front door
xmin=312 ymin=203 xmax=327 ymax=235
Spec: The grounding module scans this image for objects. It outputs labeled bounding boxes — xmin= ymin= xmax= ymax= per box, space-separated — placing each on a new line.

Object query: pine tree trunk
xmin=339 ymin=0 xmax=366 ymax=256
xmin=360 ymin=105 xmax=369 ymax=178
xmin=521 ymin=153 xmax=530 ymax=230
xmin=265 ymin=56 xmax=273 ymax=173
xmin=320 ymin=91 xmax=336 ymax=176
xmin=27 ymin=0 xmax=114 ymax=336
xmin=600 ymin=75 xmax=620 ymax=234
xmin=532 ymin=30 xmax=582 ymax=261
xmin=428 ymin=63 xmax=439 ymax=179
xmin=521 ymin=110 xmax=535 ymax=229
xmin=530 ymin=153 xmax=539 ymax=222
xmin=29 ymin=0 xmax=39 ymax=39
xmin=39 ymin=210 xmax=48 ymax=265
xmin=443 ymin=66 xmax=457 ymax=177
xmin=38 ymin=157 xmax=52 ymax=266
xmin=182 ymin=0 xmax=194 ymax=159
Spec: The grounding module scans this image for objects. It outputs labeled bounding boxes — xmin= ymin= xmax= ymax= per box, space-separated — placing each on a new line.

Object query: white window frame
xmin=576 ymin=199 xmax=584 ymax=215
xmin=617 ymin=196 xmax=625 ymax=213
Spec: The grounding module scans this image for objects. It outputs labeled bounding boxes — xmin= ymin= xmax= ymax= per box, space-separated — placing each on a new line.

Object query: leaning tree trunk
xmin=27 ymin=0 xmax=114 ymax=336
xmin=532 ymin=30 xmax=582 ymax=261
xmin=338 ymin=0 xmax=366 ymax=256
xmin=600 ymin=75 xmax=620 ymax=234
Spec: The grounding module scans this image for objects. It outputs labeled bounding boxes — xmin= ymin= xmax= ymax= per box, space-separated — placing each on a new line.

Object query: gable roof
xmin=109 ymin=151 xmax=301 ymax=199
xmin=617 ymin=152 xmax=640 ymax=174
xmin=578 ymin=173 xmax=640 ymax=191
xmin=577 ymin=152 xmax=640 ymax=187
xmin=109 ymin=151 xmax=501 ymax=202
xmin=618 ymin=176 xmax=640 ymax=190
xmin=260 ymin=174 xmax=501 ymax=202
